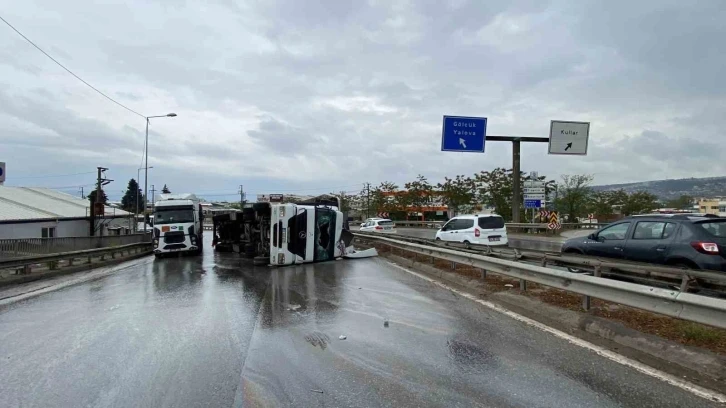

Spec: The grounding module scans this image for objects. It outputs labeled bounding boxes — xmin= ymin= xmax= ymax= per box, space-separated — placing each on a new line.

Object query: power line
xmin=0 ymin=14 xmax=145 ymax=119
xmin=10 ymin=171 xmax=96 ymax=180
xmin=27 ymin=183 xmax=96 ymax=189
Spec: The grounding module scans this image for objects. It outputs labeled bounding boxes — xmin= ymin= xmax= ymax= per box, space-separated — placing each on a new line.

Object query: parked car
xmin=360 ymin=219 xmax=397 ymax=233
xmin=435 ymin=214 xmax=508 ymax=248
xmin=561 ymin=214 xmax=726 ymax=271
xmin=360 ymin=217 xmax=384 ymax=227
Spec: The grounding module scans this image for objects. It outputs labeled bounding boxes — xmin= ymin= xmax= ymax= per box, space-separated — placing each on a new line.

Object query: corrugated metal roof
xmin=0 ymin=187 xmax=130 ymax=221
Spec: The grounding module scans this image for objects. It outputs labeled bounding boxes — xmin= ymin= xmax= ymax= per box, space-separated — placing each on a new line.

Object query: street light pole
xmin=143 ymin=113 xmax=177 ymax=234
xmin=136 ymin=166 xmax=153 ymax=230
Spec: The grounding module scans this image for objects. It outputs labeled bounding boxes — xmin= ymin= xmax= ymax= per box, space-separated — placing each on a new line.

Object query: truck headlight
xmin=153 ymin=239 xmax=159 ymax=248
xmin=278 ymin=253 xmax=285 ymax=264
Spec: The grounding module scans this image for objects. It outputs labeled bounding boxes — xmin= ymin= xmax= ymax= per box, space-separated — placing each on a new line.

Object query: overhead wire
xmin=0 ymin=14 xmax=145 ymax=119
xmin=10 ymin=171 xmax=96 ymax=180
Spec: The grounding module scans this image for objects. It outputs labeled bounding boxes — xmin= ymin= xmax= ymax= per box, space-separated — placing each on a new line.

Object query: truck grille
xmin=164 ymin=232 xmax=185 ymax=244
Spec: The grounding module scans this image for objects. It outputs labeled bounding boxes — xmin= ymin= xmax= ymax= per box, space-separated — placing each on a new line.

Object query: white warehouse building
xmin=0 ymin=186 xmax=133 ymax=239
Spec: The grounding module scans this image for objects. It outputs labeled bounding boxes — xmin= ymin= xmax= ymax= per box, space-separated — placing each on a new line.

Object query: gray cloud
xmin=1 ymin=0 xmax=725 ymax=198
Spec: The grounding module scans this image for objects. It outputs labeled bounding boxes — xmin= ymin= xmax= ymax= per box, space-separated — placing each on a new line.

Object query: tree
xmin=475 ymin=168 xmax=555 ymax=221
xmin=121 ymin=178 xmax=143 ymax=212
xmin=621 ymin=191 xmax=659 ymax=216
xmin=555 ymin=174 xmax=594 ymax=222
xmin=475 ymin=168 xmax=514 ymax=219
xmin=665 ymin=195 xmax=694 ymax=210
xmin=356 ymin=185 xmax=374 ymax=218
xmin=404 ymin=174 xmax=434 ymax=220
xmin=161 ymin=184 xmax=171 ymax=194
xmin=588 ymin=190 xmax=620 ymax=217
xmin=88 ymin=188 xmax=108 ymax=205
xmin=436 ymin=175 xmax=475 ymax=216
xmin=332 ymin=191 xmax=355 ymax=213
xmin=366 ymin=181 xmax=399 ymax=215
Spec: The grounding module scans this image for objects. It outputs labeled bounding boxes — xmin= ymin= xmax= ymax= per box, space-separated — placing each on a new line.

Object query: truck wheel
xmin=253 ymin=256 xmax=268 ymax=266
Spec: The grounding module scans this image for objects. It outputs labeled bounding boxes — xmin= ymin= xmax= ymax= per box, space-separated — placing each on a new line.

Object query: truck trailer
xmin=152 ymin=193 xmax=204 ymax=256
xmin=212 ymin=197 xmax=371 ymax=266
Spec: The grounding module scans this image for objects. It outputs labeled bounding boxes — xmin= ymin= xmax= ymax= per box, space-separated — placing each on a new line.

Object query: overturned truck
xmin=212 ymin=197 xmax=374 ymax=266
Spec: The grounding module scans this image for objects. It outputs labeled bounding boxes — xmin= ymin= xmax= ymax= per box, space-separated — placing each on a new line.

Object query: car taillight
xmin=474 ymin=228 xmax=480 ymax=237
xmin=375 ymin=226 xmax=383 ymax=230
xmin=691 ymin=241 xmax=720 ymax=254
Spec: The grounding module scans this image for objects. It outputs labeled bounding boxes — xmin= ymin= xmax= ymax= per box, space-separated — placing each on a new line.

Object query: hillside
xmin=592 ymin=176 xmax=726 ymax=201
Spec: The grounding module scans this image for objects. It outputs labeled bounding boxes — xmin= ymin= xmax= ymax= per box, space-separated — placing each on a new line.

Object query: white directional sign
xmin=548 ymin=120 xmax=590 ymax=155
xmin=523 ymin=187 xmax=545 ymax=194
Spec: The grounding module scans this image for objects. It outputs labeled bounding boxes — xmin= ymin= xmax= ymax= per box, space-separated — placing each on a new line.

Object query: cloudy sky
xmin=1 ymin=0 xmax=724 ymax=201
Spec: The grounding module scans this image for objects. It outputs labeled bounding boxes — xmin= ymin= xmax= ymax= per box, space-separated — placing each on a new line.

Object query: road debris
xmin=339 ymin=335 xmax=347 ymax=340
xmin=504 ymin=284 xmax=514 ymax=288
xmin=310 ymin=389 xmax=324 ymax=394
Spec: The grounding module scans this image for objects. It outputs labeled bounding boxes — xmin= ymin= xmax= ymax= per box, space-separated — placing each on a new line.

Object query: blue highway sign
xmin=524 ymin=199 xmax=542 ymax=209
xmin=441 ymin=116 xmax=486 ymax=152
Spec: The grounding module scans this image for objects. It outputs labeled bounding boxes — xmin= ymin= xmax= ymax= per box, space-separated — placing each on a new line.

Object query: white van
xmin=435 ymin=214 xmax=508 ymax=247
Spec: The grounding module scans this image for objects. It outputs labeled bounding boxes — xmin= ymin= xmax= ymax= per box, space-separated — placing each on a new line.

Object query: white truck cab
xmin=269 ymin=204 xmax=344 ymax=266
xmin=152 ymin=193 xmax=203 ymax=256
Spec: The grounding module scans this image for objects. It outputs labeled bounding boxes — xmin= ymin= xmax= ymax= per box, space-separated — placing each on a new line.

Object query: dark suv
xmin=561 ymin=214 xmax=726 ymax=271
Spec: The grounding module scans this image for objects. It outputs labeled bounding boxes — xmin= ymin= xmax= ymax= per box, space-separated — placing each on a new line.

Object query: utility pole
xmin=91 ymin=167 xmax=112 ymax=236
xmin=239 ymin=185 xmax=246 ymax=208
xmin=79 ymin=186 xmax=84 ymax=199
xmin=151 ymin=184 xmax=156 ymax=209
xmin=366 ymin=183 xmax=371 ymax=218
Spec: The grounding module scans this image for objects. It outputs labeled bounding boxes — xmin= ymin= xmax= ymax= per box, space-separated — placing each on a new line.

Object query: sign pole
xmin=512 ymin=140 xmax=521 ymax=222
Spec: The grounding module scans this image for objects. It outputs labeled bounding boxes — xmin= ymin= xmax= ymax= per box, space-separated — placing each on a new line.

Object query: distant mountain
xmin=592 ymin=176 xmax=726 ymax=201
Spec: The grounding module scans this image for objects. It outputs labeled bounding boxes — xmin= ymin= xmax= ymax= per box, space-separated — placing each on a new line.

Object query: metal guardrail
xmin=0 ymin=234 xmax=150 ymax=260
xmin=353 ymin=233 xmax=726 ymax=329
xmin=0 ymin=242 xmax=152 ymax=274
xmin=356 ymin=231 xmax=726 ymax=294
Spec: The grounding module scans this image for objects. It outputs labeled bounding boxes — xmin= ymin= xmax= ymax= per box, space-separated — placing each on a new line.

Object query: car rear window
xmin=378 ymin=220 xmax=394 ymax=226
xmin=697 ymin=221 xmax=726 ymax=238
xmin=478 ymin=216 xmax=504 ymax=229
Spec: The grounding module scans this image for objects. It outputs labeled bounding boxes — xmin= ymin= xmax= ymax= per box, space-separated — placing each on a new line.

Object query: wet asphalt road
xmin=0 ymin=246 xmax=719 ymax=408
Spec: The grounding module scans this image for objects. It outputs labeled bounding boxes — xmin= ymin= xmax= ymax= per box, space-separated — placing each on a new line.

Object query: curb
xmin=382 ymin=251 xmax=726 ymax=389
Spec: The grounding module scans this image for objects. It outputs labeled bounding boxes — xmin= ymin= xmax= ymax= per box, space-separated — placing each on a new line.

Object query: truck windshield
xmin=314 ymin=208 xmax=337 ymax=262
xmin=155 ymin=209 xmax=194 ymax=224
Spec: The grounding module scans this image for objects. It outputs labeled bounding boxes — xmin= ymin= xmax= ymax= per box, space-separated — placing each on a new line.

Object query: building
xmin=697 ymin=198 xmax=726 ymax=216
xmin=0 ymin=186 xmax=133 ymax=239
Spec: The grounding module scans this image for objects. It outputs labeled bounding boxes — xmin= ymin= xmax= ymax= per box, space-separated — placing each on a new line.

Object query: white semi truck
xmin=212 ymin=196 xmax=372 ymax=266
xmin=152 ymin=193 xmax=204 ymax=257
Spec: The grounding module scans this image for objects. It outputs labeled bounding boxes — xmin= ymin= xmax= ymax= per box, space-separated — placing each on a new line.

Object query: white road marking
xmin=387 ymin=261 xmax=726 ymax=404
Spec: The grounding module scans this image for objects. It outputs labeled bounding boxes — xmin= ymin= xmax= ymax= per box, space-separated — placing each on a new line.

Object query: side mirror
xmin=587 ymin=233 xmax=596 ymax=240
